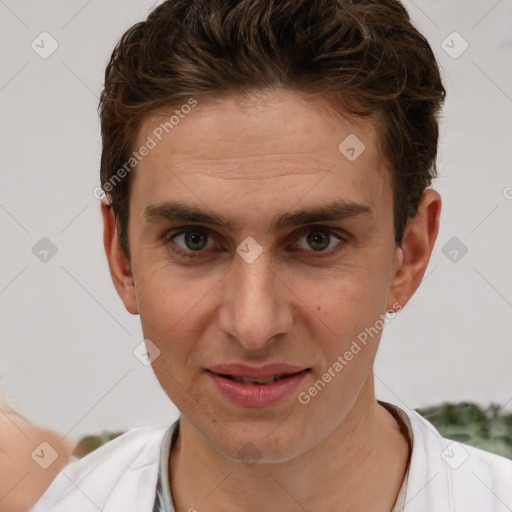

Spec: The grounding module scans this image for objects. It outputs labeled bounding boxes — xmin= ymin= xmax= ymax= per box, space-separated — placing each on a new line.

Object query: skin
xmin=0 ymin=405 xmax=75 ymax=512
xmin=102 ymin=89 xmax=441 ymax=512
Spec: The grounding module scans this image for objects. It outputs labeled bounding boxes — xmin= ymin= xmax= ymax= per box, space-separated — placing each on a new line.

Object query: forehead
xmin=130 ymin=90 xmax=392 ymax=212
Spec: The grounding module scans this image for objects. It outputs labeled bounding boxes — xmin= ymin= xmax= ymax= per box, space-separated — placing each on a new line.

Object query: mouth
xmin=205 ymin=367 xmax=311 ymax=407
xmin=206 ymin=362 xmax=311 ymax=383
xmin=212 ymin=372 xmax=307 ymax=385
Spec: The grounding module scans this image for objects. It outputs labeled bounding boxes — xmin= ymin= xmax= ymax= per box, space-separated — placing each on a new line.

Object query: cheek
xmin=134 ymin=263 xmax=219 ymax=363
xmin=297 ymin=269 xmax=392 ymax=385
xmin=134 ymin=269 xmax=203 ymax=406
xmin=134 ymin=265 xmax=191 ymax=347
xmin=301 ymin=266 xmax=390 ymax=338
xmin=135 ymin=257 xmax=199 ymax=320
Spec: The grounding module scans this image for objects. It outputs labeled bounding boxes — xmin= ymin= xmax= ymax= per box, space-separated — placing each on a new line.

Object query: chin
xmin=208 ymin=422 xmax=312 ymax=465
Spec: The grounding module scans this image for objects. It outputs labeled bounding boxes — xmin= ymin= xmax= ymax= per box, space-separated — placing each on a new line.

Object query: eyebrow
xmin=143 ymin=199 xmax=373 ymax=232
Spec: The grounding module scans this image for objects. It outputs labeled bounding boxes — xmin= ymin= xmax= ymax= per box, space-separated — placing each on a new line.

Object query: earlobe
xmin=387 ymin=189 xmax=442 ymax=311
xmin=101 ymin=201 xmax=139 ymax=315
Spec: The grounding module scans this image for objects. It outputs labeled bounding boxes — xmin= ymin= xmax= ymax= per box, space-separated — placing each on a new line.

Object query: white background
xmin=0 ymin=0 xmax=511 ymax=441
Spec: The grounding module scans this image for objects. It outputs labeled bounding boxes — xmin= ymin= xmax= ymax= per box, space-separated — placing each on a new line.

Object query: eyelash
xmin=163 ymin=225 xmax=348 ymax=260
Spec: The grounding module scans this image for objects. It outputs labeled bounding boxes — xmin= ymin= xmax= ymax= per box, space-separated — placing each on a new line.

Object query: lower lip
xmin=206 ymin=370 xmax=310 ymax=407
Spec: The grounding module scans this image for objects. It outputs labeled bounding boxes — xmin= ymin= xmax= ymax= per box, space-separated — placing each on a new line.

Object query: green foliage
xmin=72 ymin=431 xmax=125 ymax=459
xmin=416 ymin=402 xmax=512 ymax=459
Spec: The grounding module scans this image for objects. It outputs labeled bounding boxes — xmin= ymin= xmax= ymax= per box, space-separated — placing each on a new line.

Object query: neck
xmin=169 ymin=376 xmax=409 ymax=512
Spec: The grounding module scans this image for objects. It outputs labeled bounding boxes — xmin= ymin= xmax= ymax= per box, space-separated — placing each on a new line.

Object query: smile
xmin=206 ymin=369 xmax=310 ymax=407
xmin=220 ymin=373 xmax=291 ymax=385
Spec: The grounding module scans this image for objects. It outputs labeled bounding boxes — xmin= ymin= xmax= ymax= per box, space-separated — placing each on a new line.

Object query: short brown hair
xmin=99 ymin=0 xmax=446 ymax=258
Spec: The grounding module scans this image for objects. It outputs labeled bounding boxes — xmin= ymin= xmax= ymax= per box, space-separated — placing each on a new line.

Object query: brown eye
xmin=182 ymin=231 xmax=208 ymax=251
xmin=306 ymin=230 xmax=331 ymax=251
xmin=164 ymin=227 xmax=218 ymax=259
xmin=292 ymin=226 xmax=346 ymax=256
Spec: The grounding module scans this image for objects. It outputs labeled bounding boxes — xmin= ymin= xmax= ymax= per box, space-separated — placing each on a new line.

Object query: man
xmin=0 ymin=397 xmax=75 ymax=512
xmin=30 ymin=0 xmax=512 ymax=511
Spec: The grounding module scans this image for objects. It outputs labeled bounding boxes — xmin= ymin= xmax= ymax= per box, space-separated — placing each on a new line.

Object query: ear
xmin=387 ymin=189 xmax=441 ymax=311
xmin=101 ymin=201 xmax=139 ymax=315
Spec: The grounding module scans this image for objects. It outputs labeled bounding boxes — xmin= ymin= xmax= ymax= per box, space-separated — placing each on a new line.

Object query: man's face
xmin=122 ymin=90 xmax=403 ymax=461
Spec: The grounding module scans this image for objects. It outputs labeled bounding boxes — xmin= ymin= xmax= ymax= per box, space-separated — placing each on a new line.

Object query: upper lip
xmin=207 ymin=363 xmax=309 ymax=379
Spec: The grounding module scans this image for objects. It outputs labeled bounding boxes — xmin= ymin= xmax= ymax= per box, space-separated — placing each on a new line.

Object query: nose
xmin=217 ymin=247 xmax=293 ymax=350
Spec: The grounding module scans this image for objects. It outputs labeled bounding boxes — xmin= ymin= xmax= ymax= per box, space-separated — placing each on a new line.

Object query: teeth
xmin=232 ymin=375 xmax=279 ymax=385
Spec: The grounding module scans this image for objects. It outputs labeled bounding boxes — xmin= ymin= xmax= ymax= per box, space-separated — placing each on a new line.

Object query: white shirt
xmin=154 ymin=403 xmax=412 ymax=511
xmin=30 ymin=403 xmax=512 ymax=512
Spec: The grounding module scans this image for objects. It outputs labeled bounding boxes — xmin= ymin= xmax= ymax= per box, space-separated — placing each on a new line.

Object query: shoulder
xmin=0 ymin=412 xmax=74 ymax=512
xmin=30 ymin=424 xmax=172 ymax=512
xmin=402 ymin=407 xmax=512 ymax=511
